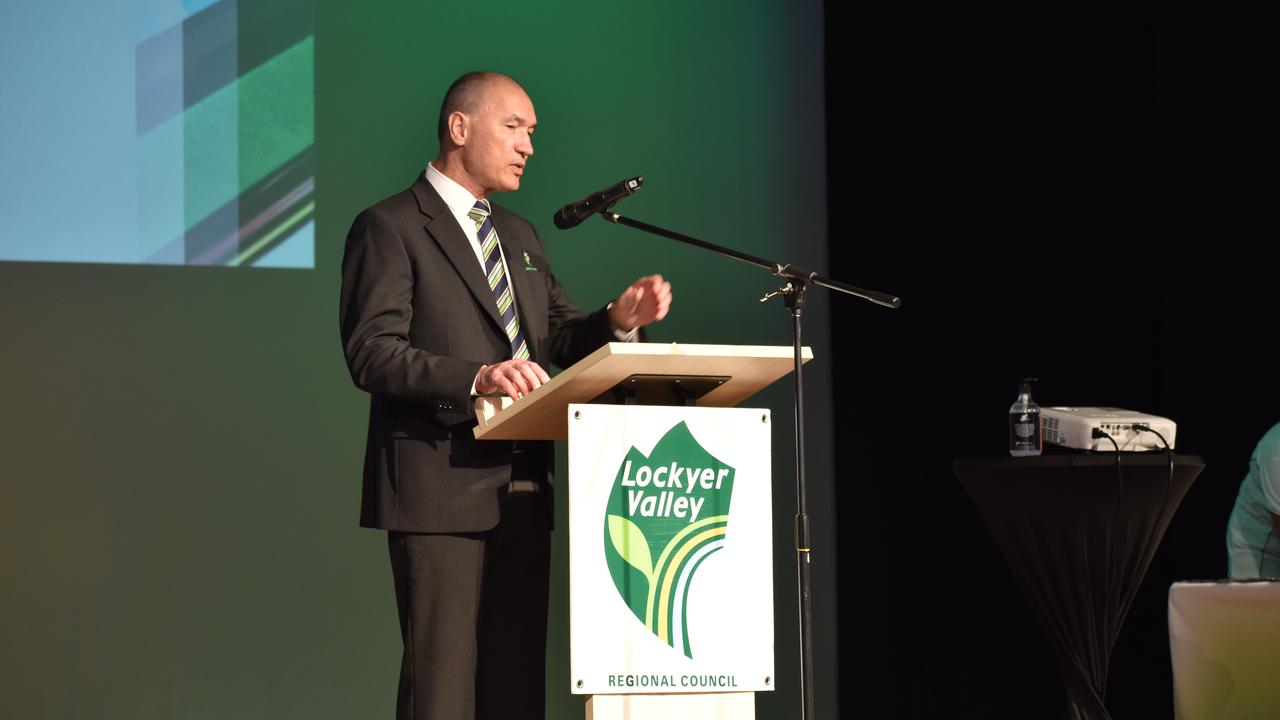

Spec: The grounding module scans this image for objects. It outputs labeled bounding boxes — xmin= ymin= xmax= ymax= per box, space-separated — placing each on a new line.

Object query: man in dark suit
xmin=339 ymin=71 xmax=671 ymax=720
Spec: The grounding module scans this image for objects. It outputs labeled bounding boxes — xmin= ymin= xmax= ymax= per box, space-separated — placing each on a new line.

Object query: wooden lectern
xmin=474 ymin=342 xmax=810 ymax=720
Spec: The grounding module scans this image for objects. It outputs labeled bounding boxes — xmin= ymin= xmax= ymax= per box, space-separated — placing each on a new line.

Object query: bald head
xmin=436 ymin=71 xmax=524 ymax=146
xmin=432 ymin=71 xmax=537 ymax=198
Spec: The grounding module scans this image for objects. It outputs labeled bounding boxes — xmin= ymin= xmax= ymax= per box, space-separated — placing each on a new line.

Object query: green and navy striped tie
xmin=468 ymin=199 xmax=529 ymax=360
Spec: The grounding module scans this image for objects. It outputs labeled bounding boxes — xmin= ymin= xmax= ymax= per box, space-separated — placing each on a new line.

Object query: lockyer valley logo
xmin=603 ymin=421 xmax=735 ymax=659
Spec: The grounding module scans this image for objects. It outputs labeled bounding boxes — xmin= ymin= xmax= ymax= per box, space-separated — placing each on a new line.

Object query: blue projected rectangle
xmin=0 ymin=0 xmax=314 ymax=268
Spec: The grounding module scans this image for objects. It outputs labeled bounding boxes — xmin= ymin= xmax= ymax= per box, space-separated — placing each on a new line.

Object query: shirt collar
xmin=425 ymin=162 xmax=485 ymax=222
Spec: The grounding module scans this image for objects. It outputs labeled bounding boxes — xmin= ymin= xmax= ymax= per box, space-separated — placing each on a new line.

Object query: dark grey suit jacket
xmin=339 ymin=175 xmax=614 ymax=533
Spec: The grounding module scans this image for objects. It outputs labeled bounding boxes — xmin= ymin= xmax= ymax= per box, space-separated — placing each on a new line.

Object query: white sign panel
xmin=568 ymin=404 xmax=774 ymax=695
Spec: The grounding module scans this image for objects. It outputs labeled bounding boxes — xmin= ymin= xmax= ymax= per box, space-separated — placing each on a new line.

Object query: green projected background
xmin=0 ymin=2 xmax=835 ymax=717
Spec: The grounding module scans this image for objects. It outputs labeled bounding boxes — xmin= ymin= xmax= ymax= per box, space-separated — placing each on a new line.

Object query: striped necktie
xmin=468 ymin=199 xmax=530 ymax=360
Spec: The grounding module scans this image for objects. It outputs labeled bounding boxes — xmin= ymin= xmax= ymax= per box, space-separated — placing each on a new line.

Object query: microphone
xmin=553 ymin=176 xmax=644 ymax=229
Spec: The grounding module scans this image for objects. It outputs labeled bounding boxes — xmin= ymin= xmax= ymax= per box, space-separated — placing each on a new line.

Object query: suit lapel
xmin=411 ymin=178 xmax=505 ymax=337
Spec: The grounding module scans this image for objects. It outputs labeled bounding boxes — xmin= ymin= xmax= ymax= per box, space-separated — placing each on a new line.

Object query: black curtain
xmin=825 ymin=2 xmax=1274 ymax=717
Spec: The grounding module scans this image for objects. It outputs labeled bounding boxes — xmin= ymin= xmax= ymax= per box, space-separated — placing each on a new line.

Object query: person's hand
xmin=476 ymin=359 xmax=551 ymax=400
xmin=608 ymin=274 xmax=672 ymax=332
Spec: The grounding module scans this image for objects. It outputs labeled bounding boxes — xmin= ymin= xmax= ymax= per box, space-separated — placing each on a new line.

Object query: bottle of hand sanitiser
xmin=1008 ymin=378 xmax=1043 ymax=457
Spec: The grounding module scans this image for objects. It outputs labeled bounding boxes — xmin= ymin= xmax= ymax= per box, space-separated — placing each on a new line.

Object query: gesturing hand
xmin=608 ymin=274 xmax=673 ymax=332
xmin=476 ymin=359 xmax=551 ymax=400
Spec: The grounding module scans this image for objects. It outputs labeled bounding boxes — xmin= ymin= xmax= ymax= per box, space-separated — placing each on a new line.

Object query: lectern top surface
xmin=472 ymin=342 xmax=812 ymax=441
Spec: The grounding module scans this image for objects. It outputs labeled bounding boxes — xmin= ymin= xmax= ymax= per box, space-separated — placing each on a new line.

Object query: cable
xmin=1092 ymin=427 xmax=1121 ymax=454
xmin=1133 ymin=424 xmax=1170 ymax=453
xmin=1132 ymin=423 xmax=1176 ymax=582
xmin=1132 ymin=424 xmax=1174 ymax=504
xmin=1093 ymin=428 xmax=1125 ymax=616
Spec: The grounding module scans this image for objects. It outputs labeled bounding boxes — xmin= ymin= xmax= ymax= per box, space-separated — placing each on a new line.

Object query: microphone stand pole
xmin=600 ymin=209 xmax=900 ymax=720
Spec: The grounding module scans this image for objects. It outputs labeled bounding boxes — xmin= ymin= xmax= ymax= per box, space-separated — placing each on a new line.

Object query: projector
xmin=1041 ymin=407 xmax=1177 ymax=452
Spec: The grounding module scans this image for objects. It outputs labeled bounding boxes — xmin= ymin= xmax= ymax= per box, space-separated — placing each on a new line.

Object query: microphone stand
xmin=600 ymin=209 xmax=900 ymax=720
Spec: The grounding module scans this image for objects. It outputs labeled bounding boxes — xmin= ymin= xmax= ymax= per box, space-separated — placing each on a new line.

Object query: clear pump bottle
xmin=1008 ymin=378 xmax=1043 ymax=457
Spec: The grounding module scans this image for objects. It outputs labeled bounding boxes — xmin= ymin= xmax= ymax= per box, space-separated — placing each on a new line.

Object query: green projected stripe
xmin=181 ymin=36 xmax=315 ymax=233
xmin=230 ymin=200 xmax=315 ymax=267
xmin=184 ymin=81 xmax=239 ymax=230
xmin=238 ymin=36 xmax=315 ymax=193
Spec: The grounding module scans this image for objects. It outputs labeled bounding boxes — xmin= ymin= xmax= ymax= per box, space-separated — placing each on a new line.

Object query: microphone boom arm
xmin=600 ymin=211 xmax=901 ymax=309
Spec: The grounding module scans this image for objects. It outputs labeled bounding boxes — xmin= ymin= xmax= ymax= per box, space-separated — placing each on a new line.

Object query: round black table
xmin=954 ymin=453 xmax=1204 ymax=720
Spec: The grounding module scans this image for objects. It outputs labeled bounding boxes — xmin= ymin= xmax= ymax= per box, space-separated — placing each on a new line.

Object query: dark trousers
xmin=387 ymin=488 xmax=551 ymax=720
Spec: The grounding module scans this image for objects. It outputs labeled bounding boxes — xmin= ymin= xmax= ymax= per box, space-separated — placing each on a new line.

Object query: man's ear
xmin=448 ymin=111 xmax=469 ymax=146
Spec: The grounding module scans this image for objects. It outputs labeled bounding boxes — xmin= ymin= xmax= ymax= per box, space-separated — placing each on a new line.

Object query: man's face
xmin=458 ymin=79 xmax=536 ymax=197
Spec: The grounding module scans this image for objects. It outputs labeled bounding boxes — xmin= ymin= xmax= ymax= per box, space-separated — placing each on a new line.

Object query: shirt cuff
xmin=606 ymin=302 xmax=640 ymax=342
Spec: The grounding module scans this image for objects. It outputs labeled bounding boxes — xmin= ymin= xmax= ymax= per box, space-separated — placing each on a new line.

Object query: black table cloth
xmin=955 ymin=454 xmax=1204 ymax=720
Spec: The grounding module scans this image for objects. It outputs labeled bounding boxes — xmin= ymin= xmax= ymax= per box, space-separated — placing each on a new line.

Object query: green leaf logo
xmin=607 ymin=515 xmax=655 ymax=583
xmin=602 ymin=421 xmax=735 ymax=658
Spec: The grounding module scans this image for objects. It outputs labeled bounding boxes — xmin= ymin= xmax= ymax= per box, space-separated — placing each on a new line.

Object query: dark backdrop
xmin=825 ymin=2 xmax=1273 ymax=718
